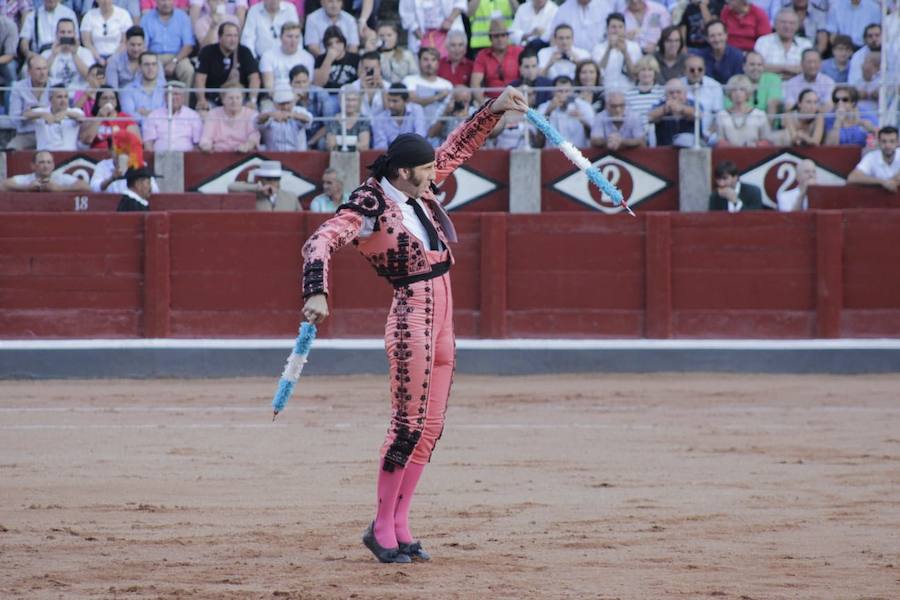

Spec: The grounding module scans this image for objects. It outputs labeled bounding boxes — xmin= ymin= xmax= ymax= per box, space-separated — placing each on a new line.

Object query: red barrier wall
xmin=3 ymin=210 xmax=900 ymax=339
xmin=0 ymin=192 xmax=256 ymax=212
xmin=808 ymin=185 xmax=900 ymax=209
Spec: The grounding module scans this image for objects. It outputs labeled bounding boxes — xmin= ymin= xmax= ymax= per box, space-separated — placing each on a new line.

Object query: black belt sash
xmin=389 ymin=259 xmax=451 ymax=288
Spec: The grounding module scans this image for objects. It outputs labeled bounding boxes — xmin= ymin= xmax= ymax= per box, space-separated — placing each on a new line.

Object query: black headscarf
xmin=368 ymin=133 xmax=435 ymax=180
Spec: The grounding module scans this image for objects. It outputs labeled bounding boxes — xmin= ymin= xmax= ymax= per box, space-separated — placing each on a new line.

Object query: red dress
xmin=90 ymin=112 xmax=138 ymax=149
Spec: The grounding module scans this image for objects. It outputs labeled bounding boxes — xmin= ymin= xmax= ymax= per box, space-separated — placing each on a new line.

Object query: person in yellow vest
xmin=467 ymin=0 xmax=519 ymax=56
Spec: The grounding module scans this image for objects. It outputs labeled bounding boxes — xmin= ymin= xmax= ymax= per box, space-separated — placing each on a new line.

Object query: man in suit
xmin=708 ymin=160 xmax=763 ymax=212
xmin=116 ymin=166 xmax=153 ymax=212
xmin=227 ymin=161 xmax=301 ymax=211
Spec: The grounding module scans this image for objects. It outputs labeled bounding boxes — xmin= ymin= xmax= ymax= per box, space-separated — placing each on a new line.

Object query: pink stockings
xmin=373 ymin=459 xmax=427 ymax=548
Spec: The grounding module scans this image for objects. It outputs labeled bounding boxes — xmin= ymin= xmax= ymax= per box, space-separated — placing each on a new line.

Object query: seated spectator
xmin=2 ymin=0 xmax=33 ymax=30
xmin=431 ymin=84 xmax=479 ymax=143
xmin=654 ymin=25 xmax=687 ymax=84
xmin=848 ymin=23 xmax=879 ymax=86
xmin=116 ymin=166 xmax=154 ymax=212
xmin=696 ymin=19 xmax=744 ymax=85
xmin=257 ymin=85 xmax=313 ymax=150
xmin=681 ymin=54 xmax=723 ymax=137
xmin=8 ymin=55 xmax=51 ymax=151
xmin=436 ymin=29 xmax=473 ymax=86
xmin=305 ymin=0 xmax=360 ymax=56
xmin=624 ymin=0 xmax=670 ymax=55
xmin=533 ymin=75 xmax=593 ymax=149
xmin=195 ymin=22 xmax=261 ymax=110
xmin=371 ymin=83 xmax=427 ymax=149
xmin=824 ymin=85 xmax=876 ymax=146
xmin=90 ymin=145 xmax=161 ymax=193
xmin=115 ymin=0 xmax=143 ymax=21
xmin=826 ymin=0 xmax=880 ymax=48
xmin=309 ymin=168 xmax=349 ymax=212
xmin=74 ymin=64 xmax=107 ymax=115
xmin=648 ymin=78 xmax=697 ymax=147
xmin=510 ymin=50 xmax=553 ymax=108
xmin=783 ymin=48 xmax=833 ymax=111
xmin=783 ymin=88 xmax=824 ymax=146
xmin=1 ymin=150 xmax=89 ymax=193
xmin=590 ymin=89 xmax=644 ymax=150
xmin=79 ymin=85 xmax=142 ymax=149
xmin=714 ymin=74 xmax=772 ymax=147
xmin=776 ymin=158 xmax=816 ymax=211
xmin=468 ymin=0 xmax=516 ymax=58
xmin=241 ymin=0 xmax=299 ymax=60
xmin=625 ymin=55 xmax=665 ymax=136
xmin=81 ymin=0 xmax=134 ymax=66
xmin=19 ymin=0 xmax=79 ymax=60
xmin=378 ymin=22 xmax=419 ymax=84
xmin=106 ymin=26 xmax=145 ymax=90
xmin=708 ymin=159 xmax=763 ymax=212
xmin=487 ymin=108 xmax=529 ymax=149
xmin=0 ymin=14 xmax=15 ymax=110
xmin=190 ymin=0 xmax=244 ymax=48
xmin=776 ymin=0 xmax=827 ymax=40
xmin=260 ymin=21 xmax=314 ymax=92
xmin=341 ymin=50 xmax=389 ymax=116
xmin=403 ymin=47 xmax=453 ymax=145
xmin=820 ymin=34 xmax=852 ymax=84
xmin=854 ymin=51 xmax=879 ymax=123
xmin=290 ymin=64 xmax=329 ymax=149
xmin=592 ymin=13 xmax=641 ymax=92
xmin=754 ymin=8 xmax=811 ymax=80
xmin=470 ymin=19 xmax=523 ymax=102
xmin=25 ymin=85 xmax=85 ymax=151
xmin=847 ymin=126 xmax=900 ymax=193
xmin=740 ymin=51 xmax=782 ymax=119
xmin=398 ymin=0 xmax=465 ymax=57
xmin=141 ymin=0 xmax=195 ymax=87
xmin=142 ymin=0 xmax=191 ymax=16
xmin=199 ymin=83 xmax=261 ymax=151
xmin=228 ymin=160 xmax=300 ymax=211
xmin=813 ymin=27 xmax=830 ymax=59
xmin=43 ymin=18 xmax=95 ymax=88
xmin=538 ymin=24 xmax=589 ymax=81
xmin=719 ymin=0 xmax=771 ymax=53
xmin=142 ymin=81 xmax=203 ymax=150
xmin=574 ymin=60 xmax=604 ymax=113
xmin=313 ymin=25 xmax=360 ymax=112
xmin=121 ymin=51 xmax=166 ymax=120
xmin=675 ymin=0 xmax=723 ymax=50
xmin=548 ymin=0 xmax=615 ymax=54
xmin=510 ymin=0 xmax=558 ymax=51
xmin=325 ymin=90 xmax=371 ymax=150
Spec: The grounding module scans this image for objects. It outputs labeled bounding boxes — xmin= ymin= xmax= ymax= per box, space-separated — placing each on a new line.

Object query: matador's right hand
xmin=302 ymin=293 xmax=329 ymax=324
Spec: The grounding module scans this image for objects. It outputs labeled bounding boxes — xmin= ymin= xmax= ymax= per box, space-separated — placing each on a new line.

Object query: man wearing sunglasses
xmin=470 ymin=18 xmax=523 ymax=103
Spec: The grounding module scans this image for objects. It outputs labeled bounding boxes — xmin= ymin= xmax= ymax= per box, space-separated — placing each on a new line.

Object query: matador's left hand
xmin=491 ymin=86 xmax=530 ymax=114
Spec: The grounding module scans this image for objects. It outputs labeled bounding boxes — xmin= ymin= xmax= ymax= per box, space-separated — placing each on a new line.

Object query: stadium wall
xmin=2 ymin=210 xmax=900 ymax=340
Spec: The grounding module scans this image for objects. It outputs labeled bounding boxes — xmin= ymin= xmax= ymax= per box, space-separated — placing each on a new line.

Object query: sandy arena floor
xmin=1 ymin=374 xmax=898 ymax=599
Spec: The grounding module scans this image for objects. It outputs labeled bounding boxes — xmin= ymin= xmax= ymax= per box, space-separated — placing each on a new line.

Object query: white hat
xmin=254 ymin=161 xmax=283 ymax=179
xmin=273 ymin=87 xmax=294 ymax=103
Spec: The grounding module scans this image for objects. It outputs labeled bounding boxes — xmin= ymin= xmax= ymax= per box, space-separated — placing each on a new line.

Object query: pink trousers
xmin=380 ymin=267 xmax=454 ymax=470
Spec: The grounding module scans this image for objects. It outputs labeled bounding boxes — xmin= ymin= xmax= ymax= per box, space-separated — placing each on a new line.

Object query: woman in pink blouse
xmin=199 ymin=84 xmax=260 ymax=152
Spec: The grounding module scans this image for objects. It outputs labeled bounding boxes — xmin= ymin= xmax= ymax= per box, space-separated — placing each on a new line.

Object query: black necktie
xmin=406 ymin=198 xmax=440 ymax=251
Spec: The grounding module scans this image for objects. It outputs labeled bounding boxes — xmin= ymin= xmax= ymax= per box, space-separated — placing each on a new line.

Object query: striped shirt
xmin=625 ymin=85 xmax=665 ymax=128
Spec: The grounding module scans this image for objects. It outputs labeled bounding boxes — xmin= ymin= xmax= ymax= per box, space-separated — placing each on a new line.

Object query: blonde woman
xmin=715 ymin=74 xmax=772 ymax=147
xmin=624 ymin=55 xmax=665 ymax=131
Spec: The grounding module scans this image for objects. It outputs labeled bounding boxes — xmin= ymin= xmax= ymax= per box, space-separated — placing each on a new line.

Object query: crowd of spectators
xmin=0 ymin=0 xmax=896 ymax=154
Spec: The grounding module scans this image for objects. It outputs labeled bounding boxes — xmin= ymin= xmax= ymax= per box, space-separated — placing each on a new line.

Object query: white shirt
xmin=90 ymin=158 xmax=161 ymax=194
xmin=776 ymin=186 xmax=807 ymax=212
xmin=510 ymin=0 xmax=558 ymax=45
xmin=342 ymin=79 xmax=390 ymax=116
xmin=240 ymin=1 xmax=300 ymax=58
xmin=42 ymin=46 xmax=95 ymax=88
xmin=546 ymin=0 xmax=625 ymax=51
xmin=381 ymin=176 xmax=439 ymax=251
xmin=726 ymin=181 xmax=743 ymax=213
xmin=590 ymin=40 xmax=641 ymax=90
xmin=304 ymin=8 xmax=359 ymax=53
xmin=402 ymin=74 xmax=453 ymax=124
xmin=854 ymin=149 xmax=900 ymax=180
xmin=259 ymin=46 xmax=315 ymax=85
xmin=537 ymin=45 xmax=589 ymax=80
xmin=682 ymin=75 xmax=723 ymax=136
xmin=80 ymin=7 xmax=134 ymax=57
xmin=753 ymin=34 xmax=812 ymax=69
xmin=847 ymin=45 xmax=872 ymax=86
xmin=534 ymin=97 xmax=594 ymax=148
xmin=11 ymin=172 xmax=81 ymax=188
xmin=19 ymin=4 xmax=79 ymax=52
xmin=32 ymin=108 xmax=84 ymax=151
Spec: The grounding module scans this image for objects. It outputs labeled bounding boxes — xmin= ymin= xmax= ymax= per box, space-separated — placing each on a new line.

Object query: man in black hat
xmin=300 ymin=85 xmax=529 ymax=565
xmin=116 ymin=166 xmax=154 ymax=212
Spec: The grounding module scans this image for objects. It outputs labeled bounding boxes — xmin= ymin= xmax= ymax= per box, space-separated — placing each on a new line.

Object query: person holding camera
xmin=18 ymin=0 xmax=79 ymax=60
xmin=592 ymin=13 xmax=642 ymax=91
xmin=340 ymin=51 xmax=388 ymax=117
xmin=537 ymin=23 xmax=588 ymax=80
xmin=533 ymin=74 xmax=594 ymax=148
xmin=42 ymin=18 xmax=95 ymax=88
xmin=427 ymin=84 xmax=475 ymax=144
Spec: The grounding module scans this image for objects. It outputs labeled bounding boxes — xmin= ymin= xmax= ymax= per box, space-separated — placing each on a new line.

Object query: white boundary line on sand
xmin=2 ymin=338 xmax=900 ymax=351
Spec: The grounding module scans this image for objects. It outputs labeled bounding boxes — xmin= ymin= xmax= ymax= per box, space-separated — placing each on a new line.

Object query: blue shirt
xmin=824 ymin=114 xmax=870 ymax=146
xmin=370 ymin=104 xmax=427 ymax=149
xmin=694 ymin=46 xmax=745 ymax=85
xmin=826 ymin=0 xmax=881 ymax=47
xmin=120 ymin=77 xmax=166 ymax=121
xmin=820 ymin=58 xmax=849 ymax=84
xmin=141 ymin=9 xmax=195 ymax=55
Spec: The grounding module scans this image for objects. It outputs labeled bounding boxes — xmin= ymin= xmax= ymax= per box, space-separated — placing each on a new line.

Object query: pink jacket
xmin=302 ymin=99 xmax=501 ymax=299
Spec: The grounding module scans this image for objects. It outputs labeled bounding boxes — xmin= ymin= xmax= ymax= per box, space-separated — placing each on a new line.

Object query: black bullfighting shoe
xmin=362 ymin=522 xmax=412 ymax=564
